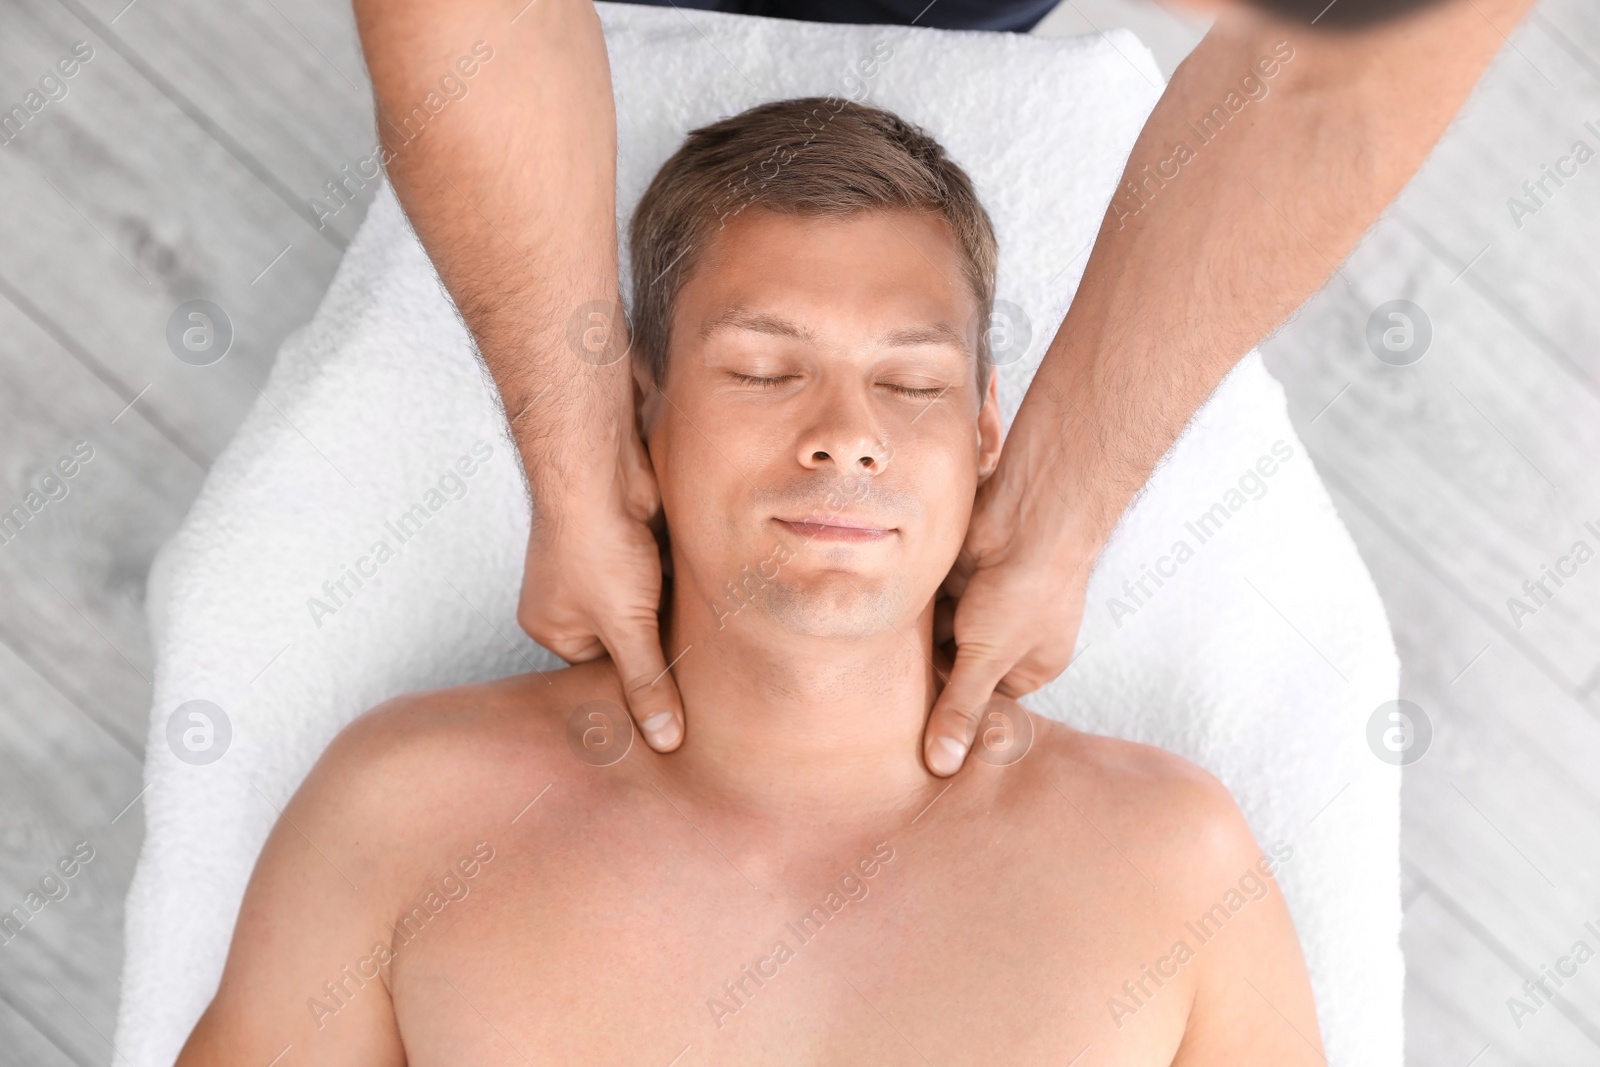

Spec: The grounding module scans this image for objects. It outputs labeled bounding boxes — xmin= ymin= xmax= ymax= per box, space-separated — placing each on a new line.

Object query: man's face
xmin=639 ymin=206 xmax=1002 ymax=640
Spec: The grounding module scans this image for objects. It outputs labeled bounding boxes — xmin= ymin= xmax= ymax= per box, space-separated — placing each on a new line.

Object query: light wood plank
xmin=0 ymin=293 xmax=203 ymax=751
xmin=1307 ymin=473 xmax=1600 ymax=1039
xmin=1260 ymin=210 xmax=1600 ymax=695
xmin=0 ymin=992 xmax=84 ymax=1067
xmin=1405 ymin=882 xmax=1595 ymax=1066
xmin=0 ymin=639 xmax=144 ymax=1067
xmin=0 ymin=0 xmax=347 ymax=462
xmin=62 ymin=0 xmax=378 ymax=246
xmin=1388 ymin=0 xmax=1600 ymax=390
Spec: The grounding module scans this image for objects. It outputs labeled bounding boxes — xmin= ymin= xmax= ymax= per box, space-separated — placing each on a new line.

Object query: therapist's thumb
xmin=923 ymin=645 xmax=1009 ymax=777
xmin=605 ymin=617 xmax=686 ymax=752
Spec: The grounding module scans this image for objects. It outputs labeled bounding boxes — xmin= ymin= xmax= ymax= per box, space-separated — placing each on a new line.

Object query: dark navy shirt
xmin=609 ymin=0 xmax=1065 ymax=33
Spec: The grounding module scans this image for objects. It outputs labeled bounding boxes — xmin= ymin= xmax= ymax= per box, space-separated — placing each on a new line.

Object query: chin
xmin=759 ymin=578 xmax=904 ymax=640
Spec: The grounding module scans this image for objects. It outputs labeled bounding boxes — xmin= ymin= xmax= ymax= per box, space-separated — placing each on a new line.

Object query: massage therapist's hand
xmin=924 ymin=390 xmax=1103 ymax=777
xmin=518 ymin=421 xmax=685 ymax=751
xmin=922 ymin=0 xmax=1536 ymax=777
xmin=354 ymin=0 xmax=685 ymax=749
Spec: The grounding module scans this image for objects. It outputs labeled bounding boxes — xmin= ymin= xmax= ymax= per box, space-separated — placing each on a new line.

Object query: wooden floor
xmin=0 ymin=0 xmax=1596 ymax=1063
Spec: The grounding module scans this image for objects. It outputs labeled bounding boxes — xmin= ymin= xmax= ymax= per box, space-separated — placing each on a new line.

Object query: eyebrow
xmin=699 ymin=306 xmax=972 ymax=358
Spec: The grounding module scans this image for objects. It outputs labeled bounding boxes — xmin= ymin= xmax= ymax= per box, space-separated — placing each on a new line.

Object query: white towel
xmin=115 ymin=4 xmax=1401 ymax=1064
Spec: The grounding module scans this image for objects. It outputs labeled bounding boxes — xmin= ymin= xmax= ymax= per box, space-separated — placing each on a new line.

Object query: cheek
xmin=658 ymin=404 xmax=751 ymax=495
xmin=921 ymin=494 xmax=973 ymax=573
xmin=898 ymin=443 xmax=978 ymax=570
xmin=654 ymin=416 xmax=756 ymax=563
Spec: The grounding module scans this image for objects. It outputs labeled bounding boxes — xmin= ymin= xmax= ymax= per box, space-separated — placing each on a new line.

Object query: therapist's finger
xmin=923 ymin=642 xmax=1011 ymax=777
xmin=603 ymin=615 xmax=686 ymax=752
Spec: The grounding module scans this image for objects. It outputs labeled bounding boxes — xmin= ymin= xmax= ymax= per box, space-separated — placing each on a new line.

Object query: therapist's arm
xmin=351 ymin=0 xmax=684 ymax=751
xmin=923 ymin=0 xmax=1537 ymax=774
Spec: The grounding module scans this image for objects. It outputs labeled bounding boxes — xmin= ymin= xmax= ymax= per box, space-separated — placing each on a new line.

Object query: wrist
xmin=999 ymin=377 xmax=1131 ymax=561
xmin=520 ymin=371 xmax=655 ymax=532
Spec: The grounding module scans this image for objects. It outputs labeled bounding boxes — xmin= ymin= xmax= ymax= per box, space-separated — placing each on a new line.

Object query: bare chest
xmin=387 ymin=808 xmax=1192 ymax=1066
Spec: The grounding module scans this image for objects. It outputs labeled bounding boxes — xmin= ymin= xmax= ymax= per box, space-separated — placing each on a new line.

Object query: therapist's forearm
xmin=352 ymin=0 xmax=630 ymax=504
xmin=1012 ymin=0 xmax=1534 ymax=548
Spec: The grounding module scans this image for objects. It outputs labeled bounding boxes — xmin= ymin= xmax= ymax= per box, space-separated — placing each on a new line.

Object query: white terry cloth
xmin=116 ymin=4 xmax=1401 ymax=1064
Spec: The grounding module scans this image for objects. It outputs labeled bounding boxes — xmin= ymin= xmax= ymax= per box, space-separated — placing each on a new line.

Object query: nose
xmin=796 ymin=387 xmax=885 ymax=478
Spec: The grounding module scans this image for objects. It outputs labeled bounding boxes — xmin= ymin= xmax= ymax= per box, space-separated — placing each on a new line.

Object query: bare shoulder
xmin=326 ymin=661 xmax=627 ymax=786
xmin=175 ymin=662 xmax=630 ymax=1066
xmin=1024 ymin=716 xmax=1237 ymax=824
xmin=291 ymin=661 xmax=631 ymax=881
xmin=1021 ymin=716 xmax=1279 ymax=902
xmin=1022 ymin=718 xmax=1321 ymax=1062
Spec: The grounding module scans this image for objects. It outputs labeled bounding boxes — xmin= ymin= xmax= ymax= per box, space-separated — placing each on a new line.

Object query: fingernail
xmin=928 ymin=736 xmax=967 ymax=776
xmin=642 ymin=712 xmax=680 ymax=748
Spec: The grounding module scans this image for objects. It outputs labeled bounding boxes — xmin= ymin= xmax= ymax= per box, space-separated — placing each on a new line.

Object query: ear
xmin=633 ymin=354 xmax=663 ymax=438
xmin=976 ymin=369 xmax=1003 ymax=482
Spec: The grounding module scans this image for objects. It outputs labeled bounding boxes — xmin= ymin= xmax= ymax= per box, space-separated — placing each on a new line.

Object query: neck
xmin=657 ymin=580 xmax=942 ymax=824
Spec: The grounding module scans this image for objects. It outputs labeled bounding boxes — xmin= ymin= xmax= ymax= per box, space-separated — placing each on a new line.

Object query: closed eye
xmin=729 ymin=373 xmax=947 ymax=399
xmin=882 ymin=383 xmax=950 ymax=400
xmin=730 ymin=371 xmax=797 ymax=389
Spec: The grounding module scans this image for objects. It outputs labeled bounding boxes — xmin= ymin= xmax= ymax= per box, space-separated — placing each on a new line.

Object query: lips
xmin=773 ymin=514 xmax=896 ymax=543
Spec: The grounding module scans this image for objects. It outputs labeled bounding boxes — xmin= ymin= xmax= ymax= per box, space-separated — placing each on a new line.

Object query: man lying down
xmin=178 ymin=98 xmax=1322 ymax=1066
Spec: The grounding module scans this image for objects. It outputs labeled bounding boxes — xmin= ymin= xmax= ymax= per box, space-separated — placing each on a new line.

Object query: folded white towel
xmin=115 ymin=4 xmax=1400 ymax=1064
